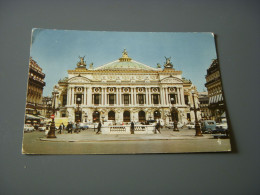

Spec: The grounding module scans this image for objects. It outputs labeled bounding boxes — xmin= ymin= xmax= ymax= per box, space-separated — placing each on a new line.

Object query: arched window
xmin=108 ymin=111 xmax=115 ymax=121
xmin=93 ymin=111 xmax=100 ymax=123
xmin=123 ymin=111 xmax=130 ymax=122
xmin=154 ymin=110 xmax=161 ymax=120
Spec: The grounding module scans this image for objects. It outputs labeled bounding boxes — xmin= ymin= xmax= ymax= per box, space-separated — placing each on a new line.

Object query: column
xmin=67 ymin=86 xmax=71 ymax=106
xmin=145 ymin=88 xmax=148 ymax=105
xmin=119 ymin=87 xmax=121 ymax=106
xmin=84 ymin=87 xmax=87 ymax=105
xmin=160 ymin=87 xmax=164 ymax=106
xmin=181 ymin=87 xmax=185 ymax=105
xmin=102 ymin=87 xmax=104 ymax=105
xmin=147 ymin=88 xmax=150 ymax=105
xmin=87 ymin=87 xmax=92 ymax=105
xmin=116 ymin=87 xmax=119 ymax=106
xmin=133 ymin=87 xmax=136 ymax=105
xmin=165 ymin=88 xmax=169 ymax=105
xmin=104 ymin=87 xmax=107 ymax=105
xmin=131 ymin=87 xmax=133 ymax=106
xmin=71 ymin=87 xmax=75 ymax=106
xmin=177 ymin=87 xmax=181 ymax=105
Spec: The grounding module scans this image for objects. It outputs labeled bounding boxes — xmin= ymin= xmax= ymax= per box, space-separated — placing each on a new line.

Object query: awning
xmin=25 ymin=114 xmax=40 ymax=120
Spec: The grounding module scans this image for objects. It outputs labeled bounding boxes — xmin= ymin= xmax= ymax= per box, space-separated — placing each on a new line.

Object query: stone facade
xmin=198 ymin=92 xmax=211 ymax=120
xmin=54 ymin=50 xmax=201 ymax=125
xmin=205 ymin=59 xmax=225 ymax=122
xmin=26 ymin=57 xmax=45 ymax=116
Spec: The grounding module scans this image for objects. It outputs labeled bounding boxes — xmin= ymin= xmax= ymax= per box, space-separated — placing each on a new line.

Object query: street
xmin=22 ymin=127 xmax=231 ymax=154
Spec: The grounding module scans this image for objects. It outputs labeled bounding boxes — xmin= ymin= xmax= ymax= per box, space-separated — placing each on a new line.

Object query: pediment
xmin=160 ymin=76 xmax=183 ymax=84
xmin=68 ymin=76 xmax=91 ymax=84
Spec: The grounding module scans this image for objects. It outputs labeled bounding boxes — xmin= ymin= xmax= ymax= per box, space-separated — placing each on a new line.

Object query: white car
xmin=167 ymin=122 xmax=184 ymax=129
xmin=24 ymin=124 xmax=34 ymax=132
xmin=38 ymin=126 xmax=46 ymax=131
xmin=216 ymin=122 xmax=228 ymax=130
xmin=186 ymin=122 xmax=195 ymax=129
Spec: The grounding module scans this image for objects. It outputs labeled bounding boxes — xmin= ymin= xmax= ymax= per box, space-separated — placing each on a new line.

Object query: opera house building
xmin=53 ymin=50 xmax=201 ymax=125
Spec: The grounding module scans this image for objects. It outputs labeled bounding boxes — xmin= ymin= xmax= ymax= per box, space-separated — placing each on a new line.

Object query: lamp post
xmin=191 ymin=90 xmax=203 ymax=136
xmin=47 ymin=89 xmax=58 ymax=138
xmin=47 ymin=100 xmax=52 ymax=119
xmin=170 ymin=97 xmax=179 ymax=131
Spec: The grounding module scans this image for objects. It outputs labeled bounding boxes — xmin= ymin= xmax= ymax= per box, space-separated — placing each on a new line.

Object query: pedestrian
xmin=130 ymin=121 xmax=135 ymax=134
xmin=58 ymin=123 xmax=64 ymax=134
xmin=67 ymin=122 xmax=73 ymax=134
xmin=96 ymin=121 xmax=102 ymax=134
xmin=155 ymin=121 xmax=161 ymax=134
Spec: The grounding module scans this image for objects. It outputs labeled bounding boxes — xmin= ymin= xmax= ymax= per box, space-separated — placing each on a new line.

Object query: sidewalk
xmin=40 ymin=129 xmax=213 ymax=142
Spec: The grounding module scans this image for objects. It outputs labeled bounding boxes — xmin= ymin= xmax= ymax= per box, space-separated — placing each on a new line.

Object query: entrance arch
xmin=154 ymin=110 xmax=161 ymax=120
xmin=138 ymin=111 xmax=146 ymax=122
xmin=108 ymin=111 xmax=115 ymax=121
xmin=75 ymin=111 xmax=82 ymax=122
xmin=92 ymin=111 xmax=100 ymax=123
xmin=123 ymin=111 xmax=130 ymax=122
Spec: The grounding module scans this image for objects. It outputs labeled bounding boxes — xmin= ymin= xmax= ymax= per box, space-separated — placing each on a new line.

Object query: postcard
xmin=22 ymin=29 xmax=231 ymax=154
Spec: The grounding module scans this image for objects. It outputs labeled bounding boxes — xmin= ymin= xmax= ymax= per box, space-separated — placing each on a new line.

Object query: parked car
xmin=186 ymin=122 xmax=195 ymax=129
xmin=201 ymin=120 xmax=216 ymax=134
xmin=38 ymin=123 xmax=47 ymax=131
xmin=24 ymin=124 xmax=34 ymax=132
xmin=212 ymin=126 xmax=229 ymax=134
xmin=166 ymin=122 xmax=184 ymax=129
xmin=38 ymin=126 xmax=46 ymax=131
xmin=216 ymin=122 xmax=228 ymax=130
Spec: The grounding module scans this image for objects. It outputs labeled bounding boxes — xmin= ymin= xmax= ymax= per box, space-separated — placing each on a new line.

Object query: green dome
xmin=95 ymin=60 xmax=157 ymax=71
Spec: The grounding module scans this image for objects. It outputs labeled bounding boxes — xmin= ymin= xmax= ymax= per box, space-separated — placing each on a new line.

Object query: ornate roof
xmin=95 ymin=49 xmax=158 ymax=71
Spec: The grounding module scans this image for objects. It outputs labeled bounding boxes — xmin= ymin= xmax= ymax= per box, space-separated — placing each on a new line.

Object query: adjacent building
xmin=205 ymin=59 xmax=225 ymax=122
xmin=25 ymin=57 xmax=45 ymax=123
xmin=53 ymin=50 xmax=201 ymax=124
xmin=198 ymin=92 xmax=211 ymax=120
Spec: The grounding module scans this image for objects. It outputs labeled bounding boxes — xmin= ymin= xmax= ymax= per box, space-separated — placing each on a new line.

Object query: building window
xmin=108 ymin=111 xmax=115 ymax=120
xmin=62 ymin=94 xmax=67 ymax=106
xmin=187 ymin=113 xmax=191 ymax=121
xmin=94 ymin=94 xmax=101 ymax=105
xmin=123 ymin=111 xmax=130 ymax=122
xmin=169 ymin=94 xmax=176 ymax=104
xmin=123 ymin=94 xmax=130 ymax=104
xmin=109 ymin=94 xmax=115 ymax=105
xmin=76 ymin=94 xmax=82 ymax=104
xmin=93 ymin=111 xmax=100 ymax=122
xmin=61 ymin=113 xmax=66 ymax=117
xmin=137 ymin=94 xmax=145 ymax=104
xmin=184 ymin=95 xmax=189 ymax=105
xmin=138 ymin=111 xmax=146 ymax=122
xmin=152 ymin=94 xmax=159 ymax=104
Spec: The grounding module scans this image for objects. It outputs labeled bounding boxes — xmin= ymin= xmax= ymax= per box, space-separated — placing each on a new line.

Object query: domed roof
xmin=94 ymin=49 xmax=157 ymax=71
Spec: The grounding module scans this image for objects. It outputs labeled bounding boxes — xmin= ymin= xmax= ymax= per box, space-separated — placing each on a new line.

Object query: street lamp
xmin=47 ymin=100 xmax=52 ymax=119
xmin=47 ymin=89 xmax=58 ymax=138
xmin=191 ymin=90 xmax=203 ymax=136
xmin=170 ymin=97 xmax=179 ymax=131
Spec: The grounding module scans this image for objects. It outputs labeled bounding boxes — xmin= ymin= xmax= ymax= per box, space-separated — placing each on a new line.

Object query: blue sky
xmin=30 ymin=29 xmax=217 ymax=96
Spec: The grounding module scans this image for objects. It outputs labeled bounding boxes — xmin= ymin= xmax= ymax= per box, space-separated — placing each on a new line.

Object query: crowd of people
xmin=53 ymin=120 xmax=163 ymax=135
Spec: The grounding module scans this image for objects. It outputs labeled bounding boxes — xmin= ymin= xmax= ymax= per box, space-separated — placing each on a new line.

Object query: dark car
xmin=201 ymin=120 xmax=216 ymax=134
